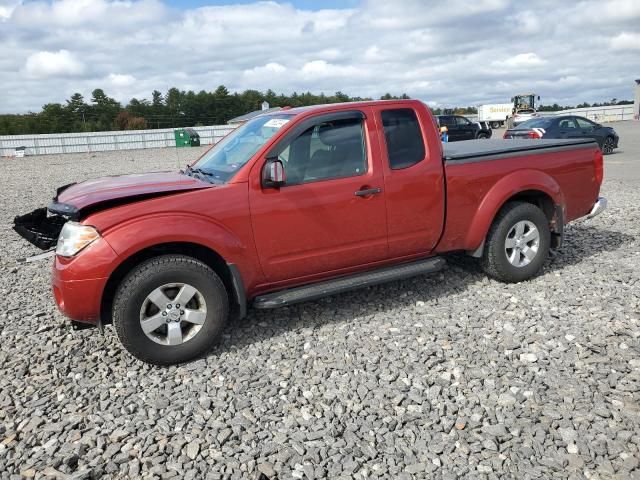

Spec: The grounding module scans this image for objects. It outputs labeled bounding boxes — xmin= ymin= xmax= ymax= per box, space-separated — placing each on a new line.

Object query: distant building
xmin=228 ymin=101 xmax=283 ymax=125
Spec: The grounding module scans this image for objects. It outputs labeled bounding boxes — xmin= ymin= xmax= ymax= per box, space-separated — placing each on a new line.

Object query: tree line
xmin=0 ymin=86 xmax=631 ymax=135
xmin=0 ymin=87 xmax=409 ymax=135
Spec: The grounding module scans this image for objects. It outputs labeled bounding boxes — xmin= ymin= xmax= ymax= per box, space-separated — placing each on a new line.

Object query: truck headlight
xmin=56 ymin=222 xmax=100 ymax=257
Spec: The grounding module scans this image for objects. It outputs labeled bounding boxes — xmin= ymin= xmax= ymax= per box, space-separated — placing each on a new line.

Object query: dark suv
xmin=437 ymin=115 xmax=492 ymax=141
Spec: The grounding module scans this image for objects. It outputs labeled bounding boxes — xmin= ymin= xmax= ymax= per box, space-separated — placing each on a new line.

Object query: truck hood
xmin=53 ymin=171 xmax=211 ymax=216
xmin=13 ymin=171 xmax=212 ymax=250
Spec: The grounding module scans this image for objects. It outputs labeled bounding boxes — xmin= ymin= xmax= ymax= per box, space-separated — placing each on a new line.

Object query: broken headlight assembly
xmin=56 ymin=222 xmax=100 ymax=257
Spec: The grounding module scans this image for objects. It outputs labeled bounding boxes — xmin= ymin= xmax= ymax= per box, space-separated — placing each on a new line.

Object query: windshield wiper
xmin=183 ymin=165 xmax=222 ymax=184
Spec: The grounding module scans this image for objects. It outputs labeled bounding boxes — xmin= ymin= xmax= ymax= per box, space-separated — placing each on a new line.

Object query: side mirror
xmin=262 ymin=159 xmax=286 ymax=188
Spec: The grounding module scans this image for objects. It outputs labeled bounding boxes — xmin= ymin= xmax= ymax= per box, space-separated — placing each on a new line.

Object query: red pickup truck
xmin=14 ymin=100 xmax=606 ymax=365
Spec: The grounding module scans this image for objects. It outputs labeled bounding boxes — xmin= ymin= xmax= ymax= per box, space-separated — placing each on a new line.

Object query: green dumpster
xmin=174 ymin=128 xmax=201 ymax=147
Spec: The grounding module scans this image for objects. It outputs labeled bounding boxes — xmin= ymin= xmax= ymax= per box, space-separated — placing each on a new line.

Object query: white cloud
xmin=107 ymin=73 xmax=136 ymax=87
xmin=243 ymin=62 xmax=287 ymax=80
xmin=24 ymin=50 xmax=85 ymax=78
xmin=0 ymin=0 xmax=20 ymax=21
xmin=301 ymin=60 xmax=330 ymax=75
xmin=0 ymin=0 xmax=638 ymax=113
xmin=11 ymin=0 xmax=168 ymax=28
xmin=494 ymin=53 xmax=546 ymax=69
xmin=610 ymin=32 xmax=640 ymax=51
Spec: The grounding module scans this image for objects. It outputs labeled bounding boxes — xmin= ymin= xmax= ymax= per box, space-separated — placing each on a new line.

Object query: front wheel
xmin=481 ymin=202 xmax=550 ymax=283
xmin=113 ymin=255 xmax=229 ymax=365
xmin=602 ymin=136 xmax=615 ymax=155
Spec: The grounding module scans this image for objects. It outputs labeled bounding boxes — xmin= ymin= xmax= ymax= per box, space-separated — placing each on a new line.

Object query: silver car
xmin=512 ymin=109 xmax=539 ymax=127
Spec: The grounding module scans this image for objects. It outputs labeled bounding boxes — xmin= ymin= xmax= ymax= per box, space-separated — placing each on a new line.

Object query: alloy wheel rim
xmin=139 ymin=283 xmax=207 ymax=346
xmin=604 ymin=138 xmax=613 ymax=154
xmin=505 ymin=220 xmax=540 ymax=268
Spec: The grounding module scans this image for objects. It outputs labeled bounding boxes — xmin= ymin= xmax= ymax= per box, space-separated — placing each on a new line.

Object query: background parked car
xmin=511 ymin=108 xmax=539 ymax=127
xmin=436 ymin=115 xmax=492 ymax=141
xmin=503 ymin=115 xmax=619 ymax=154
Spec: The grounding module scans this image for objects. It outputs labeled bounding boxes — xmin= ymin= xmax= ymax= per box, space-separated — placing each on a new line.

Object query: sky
xmin=0 ymin=0 xmax=638 ymax=114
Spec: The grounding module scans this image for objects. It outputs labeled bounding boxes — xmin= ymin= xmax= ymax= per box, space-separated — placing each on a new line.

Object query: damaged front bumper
xmin=13 ymin=183 xmax=78 ymax=251
xmin=13 ymin=207 xmax=67 ymax=250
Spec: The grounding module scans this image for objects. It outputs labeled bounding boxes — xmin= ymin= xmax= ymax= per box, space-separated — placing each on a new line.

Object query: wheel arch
xmin=100 ymin=242 xmax=245 ymax=325
xmin=465 ymin=170 xmax=565 ymax=257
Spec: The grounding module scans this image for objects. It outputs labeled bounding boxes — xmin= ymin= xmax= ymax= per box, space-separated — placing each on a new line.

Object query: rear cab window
xmin=381 ymin=109 xmax=426 ymax=169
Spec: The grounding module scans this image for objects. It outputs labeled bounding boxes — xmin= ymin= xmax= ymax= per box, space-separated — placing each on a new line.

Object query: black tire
xmin=113 ymin=255 xmax=228 ymax=365
xmin=481 ymin=202 xmax=550 ymax=283
xmin=477 ymin=133 xmax=489 ymax=139
xmin=490 ymin=121 xmax=501 ymax=129
xmin=602 ymin=136 xmax=615 ymax=155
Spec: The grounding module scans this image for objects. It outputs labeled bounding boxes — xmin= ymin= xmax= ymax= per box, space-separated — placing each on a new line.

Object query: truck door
xmin=249 ymin=109 xmax=389 ymax=282
xmin=375 ymin=106 xmax=445 ymax=257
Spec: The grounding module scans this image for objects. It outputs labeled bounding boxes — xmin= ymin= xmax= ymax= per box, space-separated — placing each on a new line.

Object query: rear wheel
xmin=490 ymin=121 xmax=501 ymax=129
xmin=477 ymin=133 xmax=489 ymax=139
xmin=602 ymin=136 xmax=615 ymax=155
xmin=113 ymin=255 xmax=228 ymax=365
xmin=481 ymin=202 xmax=550 ymax=283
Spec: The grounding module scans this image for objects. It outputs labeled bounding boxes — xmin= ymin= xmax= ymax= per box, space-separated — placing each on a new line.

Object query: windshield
xmin=516 ymin=118 xmax=552 ymax=129
xmin=190 ymin=113 xmax=294 ymax=182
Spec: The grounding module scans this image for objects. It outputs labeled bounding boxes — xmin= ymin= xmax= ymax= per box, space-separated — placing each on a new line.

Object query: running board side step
xmin=253 ymin=257 xmax=445 ymax=309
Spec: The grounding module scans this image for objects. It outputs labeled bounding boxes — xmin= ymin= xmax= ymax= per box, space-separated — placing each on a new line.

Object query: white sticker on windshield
xmin=263 ymin=118 xmax=290 ymax=129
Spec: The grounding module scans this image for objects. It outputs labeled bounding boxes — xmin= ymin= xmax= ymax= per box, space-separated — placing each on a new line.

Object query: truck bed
xmin=443 ymin=138 xmax=597 ymax=163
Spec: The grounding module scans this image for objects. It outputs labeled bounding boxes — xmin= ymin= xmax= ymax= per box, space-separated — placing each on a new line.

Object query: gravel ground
xmin=1 ymin=133 xmax=639 ymax=479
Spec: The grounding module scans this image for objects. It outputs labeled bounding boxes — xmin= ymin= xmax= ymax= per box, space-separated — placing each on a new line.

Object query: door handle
xmin=355 ymin=187 xmax=382 ymax=197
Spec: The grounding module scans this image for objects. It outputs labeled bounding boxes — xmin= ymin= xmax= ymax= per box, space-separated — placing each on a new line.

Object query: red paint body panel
xmin=372 ymin=102 xmax=445 ymax=257
xmin=85 ymin=183 xmax=265 ymax=292
xmin=44 ymin=99 xmax=602 ymax=324
xmin=437 ymin=145 xmax=599 ymax=253
xmin=248 ymin=106 xmax=389 ymax=282
xmin=51 ymin=237 xmax=118 ymax=323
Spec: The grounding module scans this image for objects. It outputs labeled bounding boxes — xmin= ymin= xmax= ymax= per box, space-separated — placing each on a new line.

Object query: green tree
xmin=89 ymin=89 xmax=121 ymax=130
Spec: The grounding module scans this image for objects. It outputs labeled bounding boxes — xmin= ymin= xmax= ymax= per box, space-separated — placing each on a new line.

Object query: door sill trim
xmin=253 ymin=256 xmax=445 ymax=309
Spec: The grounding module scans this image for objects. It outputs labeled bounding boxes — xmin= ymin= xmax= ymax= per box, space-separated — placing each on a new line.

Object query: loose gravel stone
xmin=0 ymin=146 xmax=639 ymax=479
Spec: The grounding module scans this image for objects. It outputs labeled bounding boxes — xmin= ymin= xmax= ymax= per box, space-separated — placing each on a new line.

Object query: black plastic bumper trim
xmin=228 ymin=263 xmax=247 ymax=319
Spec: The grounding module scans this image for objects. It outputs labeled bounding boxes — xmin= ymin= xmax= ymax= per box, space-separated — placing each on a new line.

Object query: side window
xmin=381 ymin=109 xmax=426 ymax=170
xmin=558 ymin=118 xmax=577 ymax=129
xmin=279 ymin=117 xmax=367 ymax=186
xmin=575 ymin=117 xmax=595 ymax=129
xmin=455 ymin=116 xmax=470 ymax=125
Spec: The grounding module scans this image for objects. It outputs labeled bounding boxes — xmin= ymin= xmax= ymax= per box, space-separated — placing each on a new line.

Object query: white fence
xmin=542 ymin=105 xmax=635 ymax=122
xmin=0 ymin=125 xmax=235 ymax=157
xmin=1 ymin=103 xmax=636 ymax=156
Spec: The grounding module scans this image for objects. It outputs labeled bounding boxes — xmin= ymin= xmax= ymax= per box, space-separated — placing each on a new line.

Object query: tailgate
xmin=13 ymin=207 xmax=66 ymax=250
